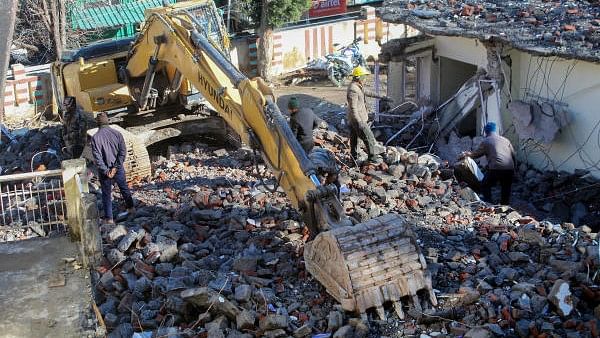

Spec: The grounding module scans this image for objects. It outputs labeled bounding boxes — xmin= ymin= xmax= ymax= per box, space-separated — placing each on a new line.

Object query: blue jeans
xmin=100 ymin=167 xmax=134 ymax=220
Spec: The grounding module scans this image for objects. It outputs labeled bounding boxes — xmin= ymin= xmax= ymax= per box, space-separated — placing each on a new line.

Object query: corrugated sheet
xmin=70 ymin=0 xmax=165 ymax=31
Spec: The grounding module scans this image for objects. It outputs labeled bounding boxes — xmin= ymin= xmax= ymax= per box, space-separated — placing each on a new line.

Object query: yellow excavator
xmin=50 ymin=0 xmax=436 ymax=319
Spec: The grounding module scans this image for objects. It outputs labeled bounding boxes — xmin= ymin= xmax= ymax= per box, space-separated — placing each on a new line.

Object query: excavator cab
xmin=51 ymin=0 xmax=228 ymax=117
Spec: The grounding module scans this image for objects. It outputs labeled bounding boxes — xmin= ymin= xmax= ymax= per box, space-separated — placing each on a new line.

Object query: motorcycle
xmin=326 ymin=37 xmax=368 ymax=87
xmin=304 ymin=37 xmax=367 ymax=87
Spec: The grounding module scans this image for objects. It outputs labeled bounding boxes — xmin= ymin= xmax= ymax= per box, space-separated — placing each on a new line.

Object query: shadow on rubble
xmin=0 ymin=124 xmax=64 ymax=174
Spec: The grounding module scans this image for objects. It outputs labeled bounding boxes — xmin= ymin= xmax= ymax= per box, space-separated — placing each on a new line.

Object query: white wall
xmin=511 ymin=52 xmax=600 ymax=176
xmin=427 ymin=35 xmax=600 ymax=177
xmin=434 ymin=36 xmax=488 ymax=68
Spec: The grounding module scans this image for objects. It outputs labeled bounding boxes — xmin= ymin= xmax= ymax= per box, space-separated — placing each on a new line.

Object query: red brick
xmin=461 ymin=5 xmax=474 ymax=16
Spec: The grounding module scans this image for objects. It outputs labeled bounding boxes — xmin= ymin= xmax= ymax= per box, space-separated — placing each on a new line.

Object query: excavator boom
xmin=74 ymin=1 xmax=436 ymax=318
xmin=122 ymin=4 xmax=437 ymax=318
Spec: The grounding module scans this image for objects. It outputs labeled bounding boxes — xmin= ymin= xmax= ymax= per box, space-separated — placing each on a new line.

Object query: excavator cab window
xmin=186 ymin=3 xmax=229 ymax=57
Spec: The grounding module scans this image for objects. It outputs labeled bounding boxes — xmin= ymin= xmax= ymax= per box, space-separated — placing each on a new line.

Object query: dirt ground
xmin=274 ymin=74 xmax=388 ymax=125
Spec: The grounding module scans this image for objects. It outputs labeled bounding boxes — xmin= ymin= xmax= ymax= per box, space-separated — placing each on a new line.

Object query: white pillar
xmin=417 ymin=56 xmax=432 ymax=101
xmin=387 ymin=60 xmax=405 ymax=104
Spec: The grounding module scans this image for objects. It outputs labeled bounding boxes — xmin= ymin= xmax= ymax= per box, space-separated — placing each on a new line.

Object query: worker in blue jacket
xmin=90 ymin=112 xmax=134 ymax=224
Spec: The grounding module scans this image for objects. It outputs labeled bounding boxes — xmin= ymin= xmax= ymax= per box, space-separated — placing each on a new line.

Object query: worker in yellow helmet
xmin=346 ymin=66 xmax=391 ymax=164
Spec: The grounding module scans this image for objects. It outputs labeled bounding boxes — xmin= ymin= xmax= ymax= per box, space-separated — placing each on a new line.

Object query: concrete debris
xmin=548 ymin=280 xmax=574 ymax=317
xmin=508 ymin=100 xmax=570 ymax=144
xmin=89 ymin=121 xmax=600 ymax=338
xmin=379 ymin=0 xmax=600 ymax=63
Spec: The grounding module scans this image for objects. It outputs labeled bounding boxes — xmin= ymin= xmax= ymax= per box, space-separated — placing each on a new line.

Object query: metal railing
xmin=0 ymin=169 xmax=68 ymax=241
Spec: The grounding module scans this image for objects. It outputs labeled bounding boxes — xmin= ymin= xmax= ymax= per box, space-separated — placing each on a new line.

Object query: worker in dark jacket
xmin=91 ymin=112 xmax=134 ymax=224
xmin=62 ymin=96 xmax=87 ymax=159
xmin=288 ymin=97 xmax=319 ymax=153
xmin=460 ymin=122 xmax=516 ymax=205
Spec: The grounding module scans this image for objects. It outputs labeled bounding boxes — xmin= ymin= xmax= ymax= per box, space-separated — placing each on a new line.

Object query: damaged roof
xmin=379 ymin=0 xmax=600 ymax=63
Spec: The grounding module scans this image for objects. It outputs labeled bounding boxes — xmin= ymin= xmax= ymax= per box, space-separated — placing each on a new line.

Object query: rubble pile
xmin=95 ymin=130 xmax=600 ymax=338
xmin=513 ymin=165 xmax=600 ymax=229
xmin=380 ymin=0 xmax=600 ymax=62
xmin=0 ymin=125 xmax=63 ymax=174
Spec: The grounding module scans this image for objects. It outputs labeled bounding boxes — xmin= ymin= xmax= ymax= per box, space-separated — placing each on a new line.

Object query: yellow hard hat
xmin=351 ymin=66 xmax=370 ymax=77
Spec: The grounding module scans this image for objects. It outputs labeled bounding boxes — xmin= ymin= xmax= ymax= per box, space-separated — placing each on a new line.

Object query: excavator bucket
xmin=304 ymin=213 xmax=437 ymax=319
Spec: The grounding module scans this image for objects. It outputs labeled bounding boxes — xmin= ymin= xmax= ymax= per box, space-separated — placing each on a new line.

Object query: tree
xmin=14 ymin=0 xmax=101 ymax=64
xmin=0 ymin=0 xmax=18 ymax=123
xmin=239 ymin=0 xmax=310 ymax=81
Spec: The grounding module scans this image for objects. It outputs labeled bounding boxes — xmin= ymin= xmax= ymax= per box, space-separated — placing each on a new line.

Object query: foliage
xmin=237 ymin=0 xmax=310 ymax=29
xmin=14 ymin=0 xmax=105 ymax=65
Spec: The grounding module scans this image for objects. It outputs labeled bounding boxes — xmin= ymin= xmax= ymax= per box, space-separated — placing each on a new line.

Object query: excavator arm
xmin=125 ymin=9 xmax=347 ymax=232
xmin=123 ymin=5 xmax=436 ymax=319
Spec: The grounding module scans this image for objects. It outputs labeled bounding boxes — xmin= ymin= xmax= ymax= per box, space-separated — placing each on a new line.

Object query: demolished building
xmin=378 ymin=0 xmax=600 ymax=178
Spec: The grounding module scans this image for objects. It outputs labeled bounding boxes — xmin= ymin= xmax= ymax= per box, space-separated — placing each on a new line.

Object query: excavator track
xmin=83 ymin=125 xmax=152 ymax=182
xmin=304 ymin=213 xmax=437 ymax=319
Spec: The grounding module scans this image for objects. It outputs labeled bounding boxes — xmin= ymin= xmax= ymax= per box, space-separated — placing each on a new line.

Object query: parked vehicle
xmin=326 ymin=37 xmax=367 ymax=87
xmin=305 ymin=37 xmax=367 ymax=87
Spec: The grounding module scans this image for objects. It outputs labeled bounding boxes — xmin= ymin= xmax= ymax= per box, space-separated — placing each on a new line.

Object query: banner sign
xmin=309 ymin=0 xmax=347 ymax=18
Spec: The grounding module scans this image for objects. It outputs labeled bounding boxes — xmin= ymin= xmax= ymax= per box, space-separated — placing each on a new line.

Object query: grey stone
xmin=548 ymin=279 xmax=573 ymax=316
xmin=327 ymin=310 xmax=343 ymax=332
xmin=531 ymin=295 xmax=549 ymax=313
xmin=107 ymin=323 xmax=134 ymax=338
xmin=549 ymin=259 xmax=581 ymax=273
xmin=181 ymin=287 xmax=240 ymax=319
xmin=350 ymin=318 xmax=369 ymax=338
xmin=156 ymin=236 xmax=178 ymax=262
xmin=206 ymin=315 xmax=229 ymax=331
xmin=108 ymin=225 xmax=128 ymax=242
xmin=209 ymin=276 xmax=233 ymax=294
xmin=498 ymin=267 xmax=518 ymax=281
xmin=518 ymin=293 xmax=531 ymax=311
xmin=464 ymin=327 xmax=492 ymax=338
xmin=508 ymin=252 xmax=530 ymax=263
xmin=117 ymin=229 xmax=143 ymax=252
xmin=232 ymin=257 xmax=258 ymax=272
xmin=207 ymin=327 xmax=225 ymax=338
xmin=193 ymin=209 xmax=223 ymax=222
xmin=293 ymin=324 xmax=312 ymax=338
xmin=263 ymin=329 xmax=287 ymax=338
xmin=99 ymin=270 xmax=115 ymax=289
xmin=484 ymin=324 xmax=504 ymax=336
xmin=156 ymin=327 xmax=183 ymax=338
xmin=236 ymin=310 xmax=256 ymax=330
xmin=155 ymin=263 xmax=174 ymax=276
xmin=333 ymin=325 xmax=354 ymax=338
xmin=104 ymin=312 xmax=119 ymax=327
xmin=134 ymin=276 xmax=152 ymax=294
xmin=107 ymin=248 xmax=126 ymax=266
xmin=259 ymin=314 xmax=288 ymax=331
xmin=235 ymin=284 xmax=252 ymax=303
xmin=388 ymin=164 xmax=405 ymax=177
xmin=512 ymin=282 xmax=535 ymax=294
xmin=515 ymin=320 xmax=531 ymax=338
xmin=372 ymin=187 xmax=387 ymax=201
xmin=280 ymin=220 xmax=301 ymax=231
xmin=540 ymin=322 xmax=554 ymax=332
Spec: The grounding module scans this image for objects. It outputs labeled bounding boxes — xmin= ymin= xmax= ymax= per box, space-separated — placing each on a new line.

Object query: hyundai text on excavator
xmin=50 ymin=0 xmax=436 ymax=319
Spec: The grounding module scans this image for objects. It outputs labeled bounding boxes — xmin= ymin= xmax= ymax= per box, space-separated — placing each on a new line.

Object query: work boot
xmin=367 ymin=155 xmax=382 ymax=165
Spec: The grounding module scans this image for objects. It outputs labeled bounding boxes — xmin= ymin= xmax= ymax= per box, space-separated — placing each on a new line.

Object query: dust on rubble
xmin=2 ymin=81 xmax=599 ymax=337
xmin=94 ymin=122 xmax=600 ymax=337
